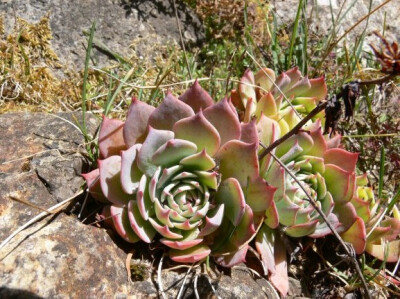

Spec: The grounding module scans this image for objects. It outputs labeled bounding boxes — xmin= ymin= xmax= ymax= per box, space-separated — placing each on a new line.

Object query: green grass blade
xmin=287 ymin=0 xmax=304 ymax=68
xmin=103 ymin=67 xmax=135 ymax=116
xmin=81 ymin=21 xmax=96 ymax=139
xmin=378 ymin=145 xmax=385 ymax=199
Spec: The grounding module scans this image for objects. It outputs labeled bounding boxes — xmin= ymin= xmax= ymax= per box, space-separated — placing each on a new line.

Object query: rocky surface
xmin=273 ymin=0 xmax=400 ymax=45
xmin=0 ymin=112 xmax=306 ymax=298
xmin=0 ymin=113 xmax=97 ymax=240
xmin=0 ymin=0 xmax=203 ymax=67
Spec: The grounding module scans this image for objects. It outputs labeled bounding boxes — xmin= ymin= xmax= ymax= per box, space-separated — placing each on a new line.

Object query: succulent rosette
xmin=344 ymin=174 xmax=400 ymax=262
xmin=230 ymin=66 xmax=327 ymax=134
xmin=229 ymin=67 xmax=362 ymax=295
xmin=253 ymin=119 xmax=363 ymax=295
xmin=83 ymin=81 xmax=276 ymax=266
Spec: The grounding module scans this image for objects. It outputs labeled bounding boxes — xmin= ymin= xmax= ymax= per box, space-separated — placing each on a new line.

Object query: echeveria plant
xmin=83 ymin=81 xmax=276 ymax=266
xmin=231 ymin=66 xmax=327 ymax=134
xmin=343 ymin=174 xmax=400 ymax=262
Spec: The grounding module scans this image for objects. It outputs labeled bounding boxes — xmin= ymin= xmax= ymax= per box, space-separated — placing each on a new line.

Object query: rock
xmin=0 ymin=214 xmax=132 ymax=298
xmin=0 ymin=112 xmax=98 ymax=240
xmin=273 ymin=0 xmax=399 ymax=45
xmin=0 ymin=0 xmax=203 ymax=67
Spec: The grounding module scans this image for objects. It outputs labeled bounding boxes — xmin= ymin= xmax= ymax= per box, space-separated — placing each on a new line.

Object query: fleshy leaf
xmin=366 ymin=240 xmax=400 ymax=263
xmin=82 ymin=169 xmax=108 ymax=202
xmin=309 ymin=213 xmax=340 ymax=238
xmin=99 ymin=156 xmax=131 ymax=206
xmin=214 ymin=245 xmax=248 ymax=267
xmin=98 ymin=116 xmax=126 ymax=159
xmin=324 ymin=164 xmax=355 ymax=204
xmin=148 ymin=92 xmax=194 ymax=131
xmin=240 ymin=120 xmax=259 ymax=144
xmin=152 ymin=139 xmax=197 ymax=167
xmin=215 ymin=178 xmax=246 ymax=226
xmin=179 ymin=149 xmax=216 ymax=171
xmin=127 ymin=200 xmax=156 ymax=243
xmin=110 ymin=206 xmax=140 ymax=243
xmin=257 ymin=114 xmax=281 ymax=148
xmin=120 ymin=144 xmax=142 ymax=194
xmin=255 ymin=67 xmax=276 ymax=94
xmin=178 ymin=80 xmax=214 ymax=112
xmin=228 ymin=205 xmax=256 ymax=247
xmin=198 ymin=204 xmax=225 ymax=236
xmin=285 ymin=219 xmax=319 ymax=237
xmin=148 ymin=218 xmax=183 ymax=239
xmin=246 ymin=176 xmax=276 ymax=212
xmin=341 ymin=217 xmax=366 ymax=254
xmin=137 ymin=127 xmax=174 ymax=177
xmin=169 ymin=244 xmax=211 ymax=263
xmin=203 ymin=97 xmax=241 ymax=146
xmin=239 ymin=69 xmax=257 ymax=115
xmin=174 ymin=110 xmax=221 ymax=156
xmin=161 ymin=238 xmax=204 ymax=250
xmin=270 ymin=231 xmax=289 ymax=297
xmin=255 ymin=92 xmax=277 ymax=118
xmin=255 ymin=225 xmax=289 ymax=296
xmin=324 ymin=148 xmax=358 ymax=173
xmin=123 ymin=98 xmax=155 ymax=147
xmin=217 ymin=140 xmax=259 ymax=187
xmin=264 ymin=202 xmax=279 ymax=229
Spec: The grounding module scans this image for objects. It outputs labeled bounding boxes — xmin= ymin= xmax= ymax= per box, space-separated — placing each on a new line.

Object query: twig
xmin=172 ymin=0 xmax=192 ymax=80
xmin=0 ymin=190 xmax=83 ymax=250
xmin=263 ymin=149 xmax=371 ymax=299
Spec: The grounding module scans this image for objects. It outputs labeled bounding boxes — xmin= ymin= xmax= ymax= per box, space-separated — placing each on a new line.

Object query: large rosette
xmin=83 ymin=81 xmax=275 ymax=265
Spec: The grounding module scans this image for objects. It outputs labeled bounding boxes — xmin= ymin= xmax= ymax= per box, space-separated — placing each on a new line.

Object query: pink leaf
xmin=82 ymin=169 xmax=108 ymax=202
xmin=173 ymin=110 xmax=221 ymax=156
xmin=98 ymin=116 xmax=126 ymax=158
xmin=203 ymin=97 xmax=241 ymax=146
xmin=148 ymin=92 xmax=194 ymax=131
xmin=169 ymin=244 xmax=211 ymax=263
xmin=99 ymin=156 xmax=131 ymax=206
xmin=123 ymin=98 xmax=155 ymax=147
xmin=214 ymin=245 xmax=249 ymax=267
xmin=217 ymin=140 xmax=259 ymax=187
xmin=324 ymin=148 xmax=358 ymax=173
xmin=178 ymin=79 xmax=215 ymax=112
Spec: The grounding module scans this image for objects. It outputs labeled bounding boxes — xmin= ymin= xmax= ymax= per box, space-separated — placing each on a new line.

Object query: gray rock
xmin=0 ymin=214 xmax=132 ymax=298
xmin=0 ymin=112 xmax=98 ymax=240
xmin=273 ymin=0 xmax=399 ymax=46
xmin=0 ymin=0 xmax=203 ymax=67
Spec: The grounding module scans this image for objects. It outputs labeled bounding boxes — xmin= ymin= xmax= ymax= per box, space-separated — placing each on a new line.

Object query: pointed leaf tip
xmin=99 ymin=116 xmax=126 ymax=158
xmin=179 ymin=80 xmax=215 ymax=112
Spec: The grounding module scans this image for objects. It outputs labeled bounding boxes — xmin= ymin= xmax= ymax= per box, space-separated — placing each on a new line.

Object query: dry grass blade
xmin=0 ymin=190 xmax=83 ymax=250
xmin=172 ymin=0 xmax=192 ymax=80
xmin=157 ymin=254 xmax=167 ymax=299
xmin=176 ymin=264 xmax=194 ymax=299
xmin=126 ymin=252 xmax=134 ymax=283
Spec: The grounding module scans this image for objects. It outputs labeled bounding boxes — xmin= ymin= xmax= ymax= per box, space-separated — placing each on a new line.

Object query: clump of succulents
xmin=83 ymin=81 xmax=276 ymax=266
